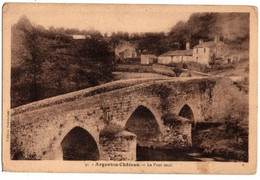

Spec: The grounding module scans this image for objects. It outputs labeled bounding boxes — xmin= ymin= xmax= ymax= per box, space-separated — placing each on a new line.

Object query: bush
xmin=211 ymin=63 xmax=235 ymax=71
xmin=192 ymin=80 xmax=249 ymax=162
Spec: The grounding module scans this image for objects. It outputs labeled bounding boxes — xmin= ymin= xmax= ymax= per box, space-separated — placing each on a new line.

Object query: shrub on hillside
xmin=193 ymin=79 xmax=249 ymax=161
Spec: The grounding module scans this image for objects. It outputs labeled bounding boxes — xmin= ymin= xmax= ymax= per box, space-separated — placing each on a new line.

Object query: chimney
xmin=186 ymin=42 xmax=190 ymax=50
xmin=214 ymin=35 xmax=220 ymax=43
xmin=199 ymin=39 xmax=203 ymax=44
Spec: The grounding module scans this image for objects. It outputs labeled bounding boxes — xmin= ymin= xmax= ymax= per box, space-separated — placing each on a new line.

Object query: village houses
xmin=158 ymin=42 xmax=193 ymax=64
xmin=115 ymin=41 xmax=138 ymax=60
xmin=114 ymin=37 xmax=230 ymax=67
xmin=157 ymin=37 xmax=230 ymax=66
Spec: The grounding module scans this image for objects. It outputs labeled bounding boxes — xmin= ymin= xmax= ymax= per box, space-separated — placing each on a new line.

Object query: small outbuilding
xmin=115 ymin=41 xmax=138 ymax=60
xmin=140 ymin=54 xmax=157 ymax=65
xmin=158 ymin=42 xmax=193 ymax=65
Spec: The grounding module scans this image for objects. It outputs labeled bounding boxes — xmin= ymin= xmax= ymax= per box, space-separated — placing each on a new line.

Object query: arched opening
xmin=178 ymin=104 xmax=194 ymax=121
xmin=61 ymin=127 xmax=99 ymax=161
xmin=178 ymin=104 xmax=197 ymax=156
xmin=125 ymin=105 xmax=160 ymax=161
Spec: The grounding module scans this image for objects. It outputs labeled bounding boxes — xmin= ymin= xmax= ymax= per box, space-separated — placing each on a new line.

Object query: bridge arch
xmin=60 ymin=126 xmax=99 ymax=160
xmin=123 ymin=104 xmax=163 ymax=132
xmin=124 ymin=105 xmax=162 ymax=147
xmin=178 ymin=104 xmax=194 ymax=121
xmin=175 ymin=103 xmax=198 ymax=124
xmin=48 ymin=122 xmax=101 ymax=160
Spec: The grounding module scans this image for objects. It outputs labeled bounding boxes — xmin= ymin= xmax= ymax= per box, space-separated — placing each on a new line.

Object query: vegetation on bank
xmin=192 ymin=79 xmax=249 ymax=161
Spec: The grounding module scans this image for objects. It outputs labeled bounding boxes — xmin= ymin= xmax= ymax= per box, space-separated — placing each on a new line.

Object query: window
xmin=196 ymin=49 xmax=198 ymax=53
xmin=204 ymin=48 xmax=206 ymax=53
xmin=196 ymin=57 xmax=198 ymax=61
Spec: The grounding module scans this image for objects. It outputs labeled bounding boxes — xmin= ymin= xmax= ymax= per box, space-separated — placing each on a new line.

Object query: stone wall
xmin=161 ymin=121 xmax=192 ymax=149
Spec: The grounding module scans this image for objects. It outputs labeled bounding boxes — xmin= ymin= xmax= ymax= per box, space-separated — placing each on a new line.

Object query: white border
xmin=0 ymin=0 xmax=259 ymax=179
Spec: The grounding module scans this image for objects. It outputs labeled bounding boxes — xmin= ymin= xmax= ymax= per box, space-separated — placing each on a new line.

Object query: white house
xmin=193 ymin=37 xmax=230 ymax=66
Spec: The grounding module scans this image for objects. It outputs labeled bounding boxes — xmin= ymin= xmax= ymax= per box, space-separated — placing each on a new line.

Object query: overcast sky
xmin=6 ymin=4 xmax=193 ymax=34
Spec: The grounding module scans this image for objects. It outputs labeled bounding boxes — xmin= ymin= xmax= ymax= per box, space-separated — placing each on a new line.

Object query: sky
xmin=5 ymin=4 xmax=193 ymax=35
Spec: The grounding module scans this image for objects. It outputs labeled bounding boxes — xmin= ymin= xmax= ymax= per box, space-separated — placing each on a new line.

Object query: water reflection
xmin=136 ymin=145 xmax=200 ymax=161
xmin=136 ymin=145 xmax=238 ymax=162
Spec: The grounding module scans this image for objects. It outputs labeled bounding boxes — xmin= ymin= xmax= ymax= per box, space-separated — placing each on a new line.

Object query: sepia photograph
xmin=2 ymin=3 xmax=257 ymax=174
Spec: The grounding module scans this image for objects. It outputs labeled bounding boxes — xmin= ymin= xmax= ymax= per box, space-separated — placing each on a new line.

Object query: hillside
xmin=11 ymin=16 xmax=114 ymax=108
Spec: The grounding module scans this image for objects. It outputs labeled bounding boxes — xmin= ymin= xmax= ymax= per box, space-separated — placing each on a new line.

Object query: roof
xmin=72 ymin=35 xmax=86 ymax=39
xmin=116 ymin=41 xmax=138 ymax=49
xmin=194 ymin=41 xmax=229 ymax=48
xmin=141 ymin=54 xmax=157 ymax=58
xmin=159 ymin=49 xmax=193 ymax=57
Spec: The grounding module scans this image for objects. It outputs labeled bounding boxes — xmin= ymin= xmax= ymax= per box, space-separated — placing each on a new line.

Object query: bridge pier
xmin=42 ymin=146 xmax=63 ymax=160
xmin=160 ymin=114 xmax=192 ymax=149
xmin=99 ymin=130 xmax=137 ymax=161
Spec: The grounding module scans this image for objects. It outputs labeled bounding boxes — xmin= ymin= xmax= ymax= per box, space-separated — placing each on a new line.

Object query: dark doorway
xmin=61 ymin=127 xmax=99 ymax=161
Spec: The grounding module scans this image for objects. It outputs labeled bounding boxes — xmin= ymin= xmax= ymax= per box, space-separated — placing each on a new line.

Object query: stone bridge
xmin=11 ymin=77 xmax=239 ymax=161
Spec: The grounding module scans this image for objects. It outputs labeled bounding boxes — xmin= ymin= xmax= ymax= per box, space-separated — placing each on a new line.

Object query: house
xmin=72 ymin=35 xmax=86 ymax=40
xmin=115 ymin=41 xmax=138 ymax=60
xmin=140 ymin=54 xmax=157 ymax=65
xmin=192 ymin=37 xmax=230 ymax=66
xmin=158 ymin=42 xmax=193 ymax=64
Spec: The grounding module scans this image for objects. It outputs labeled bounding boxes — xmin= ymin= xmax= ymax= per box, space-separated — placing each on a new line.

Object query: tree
xmin=169 ymin=21 xmax=190 ymax=49
xmin=11 ymin=16 xmax=52 ymax=106
xmin=11 ymin=16 xmax=115 ymax=108
xmin=138 ymin=32 xmax=167 ymax=55
xmin=109 ymin=32 xmax=120 ymax=49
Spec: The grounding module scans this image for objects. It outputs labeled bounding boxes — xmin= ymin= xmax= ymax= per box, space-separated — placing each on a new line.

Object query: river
xmin=136 ymin=146 xmax=233 ymax=162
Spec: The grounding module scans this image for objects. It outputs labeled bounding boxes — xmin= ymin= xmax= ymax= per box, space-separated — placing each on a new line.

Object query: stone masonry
xmin=10 ymin=77 xmax=239 ymax=160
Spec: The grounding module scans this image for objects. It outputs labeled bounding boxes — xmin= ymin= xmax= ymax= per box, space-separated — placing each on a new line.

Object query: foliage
xmin=138 ymin=32 xmax=170 ymax=56
xmin=11 ymin=16 xmax=114 ymax=108
xmin=194 ymin=127 xmax=248 ymax=161
xmin=168 ymin=13 xmax=249 ymax=50
xmin=211 ymin=80 xmax=249 ymax=123
xmin=193 ymin=79 xmax=249 ymax=161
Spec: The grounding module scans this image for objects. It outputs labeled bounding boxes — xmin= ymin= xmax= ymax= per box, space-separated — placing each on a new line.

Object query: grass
xmin=112 ymin=72 xmax=170 ymax=80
